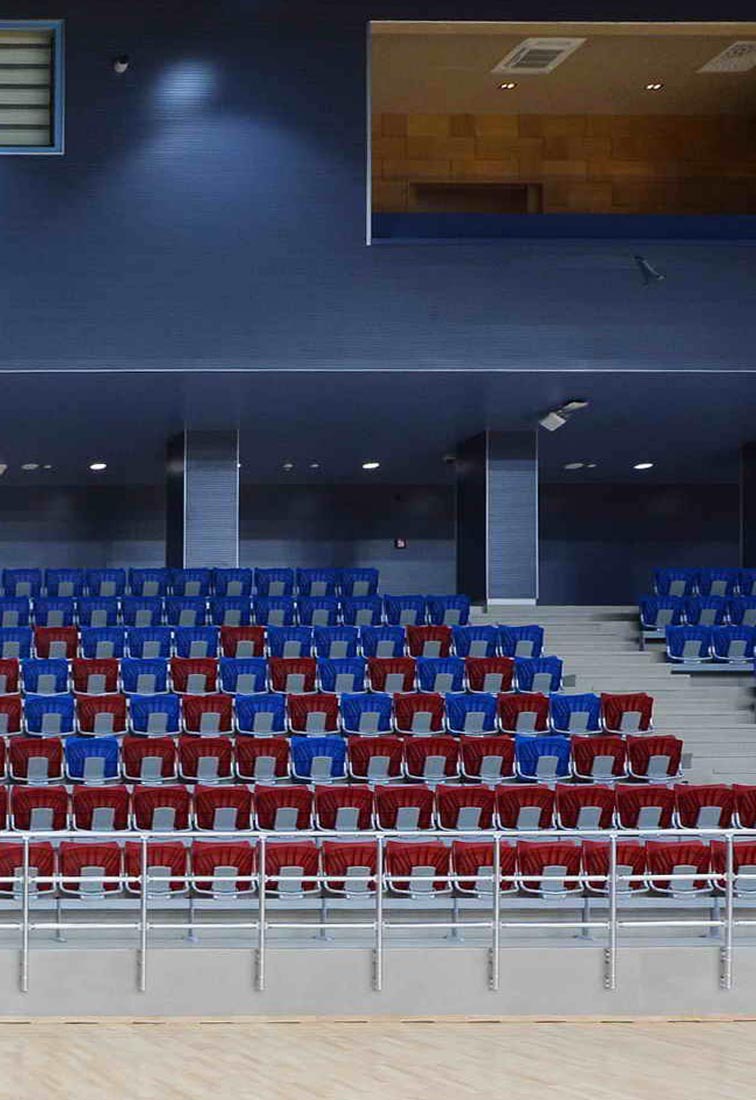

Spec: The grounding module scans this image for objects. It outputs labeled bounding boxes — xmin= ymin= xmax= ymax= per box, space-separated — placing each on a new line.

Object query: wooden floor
xmin=1 ymin=1018 xmax=754 ymax=1100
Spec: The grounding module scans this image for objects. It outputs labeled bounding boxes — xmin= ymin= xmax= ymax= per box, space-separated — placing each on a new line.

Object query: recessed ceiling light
xmin=645 ymin=82 xmax=664 ymax=91
xmin=282 ymin=462 xmax=294 ymax=472
xmin=633 ymin=462 xmax=654 ymax=471
xmin=563 ymin=462 xmax=584 ymax=471
xmin=586 ymin=463 xmax=597 ymax=469
xmin=309 ymin=462 xmax=320 ymax=470
xmin=498 ymin=81 xmax=517 ymax=90
xmin=21 ymin=463 xmax=39 ymax=471
xmin=362 ymin=461 xmax=380 ymax=471
xmin=42 ymin=464 xmax=53 ymax=470
xmin=0 ymin=465 xmax=7 ymax=477
xmin=89 ymin=462 xmax=107 ymax=472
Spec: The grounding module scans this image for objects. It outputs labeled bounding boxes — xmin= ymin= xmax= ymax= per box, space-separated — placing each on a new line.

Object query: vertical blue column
xmin=741 ymin=443 xmax=756 ymax=568
xmin=165 ymin=430 xmax=239 ymax=568
xmin=487 ymin=431 xmax=538 ymax=605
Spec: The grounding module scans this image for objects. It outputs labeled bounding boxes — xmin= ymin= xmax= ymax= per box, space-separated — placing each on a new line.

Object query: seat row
xmin=653 ymin=568 xmax=756 ymax=598
xmin=664 ymin=626 xmax=756 ymax=664
xmin=640 ymin=596 xmax=756 ymax=630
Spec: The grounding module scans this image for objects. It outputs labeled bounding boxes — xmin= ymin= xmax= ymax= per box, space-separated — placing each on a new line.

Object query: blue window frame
xmin=0 ymin=20 xmax=64 ymax=155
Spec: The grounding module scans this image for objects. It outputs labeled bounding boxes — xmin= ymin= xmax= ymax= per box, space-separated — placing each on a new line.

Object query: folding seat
xmin=360 ymin=625 xmax=405 ymax=659
xmin=318 ymin=657 xmax=367 ymax=694
xmin=131 ymin=784 xmax=190 ymax=829
xmin=341 ymin=596 xmax=383 ymax=627
xmin=122 ymin=736 xmax=178 ymax=784
xmin=267 ymin=625 xmax=313 ymax=658
xmin=65 ymin=736 xmax=121 ymax=783
xmin=425 ymin=595 xmax=470 ymax=627
xmin=313 ymin=626 xmax=359 ymax=660
xmin=128 ymin=568 xmax=170 ymax=598
xmin=0 ymin=694 xmax=22 ymax=736
xmin=385 ymin=841 xmax=451 ymax=896
xmin=77 ymin=597 xmax=120 ymax=628
xmin=0 ymin=784 xmax=7 ymax=826
xmin=9 ymin=737 xmax=64 ymax=784
xmin=236 ymin=735 xmax=290 ymax=782
xmin=638 ymin=596 xmax=685 ymax=630
xmin=45 ymin=568 xmax=86 ymax=598
xmin=394 ymin=692 xmax=445 ymax=736
xmin=497 ymin=692 xmax=549 ymax=735
xmin=80 ymin=626 xmax=126 ymax=659
xmin=11 ymin=785 xmax=68 ymax=830
xmin=122 ymin=597 xmax=164 ymax=628
xmin=72 ymin=658 xmax=119 ymax=695
xmin=514 ymin=734 xmax=570 ymax=782
xmin=212 ymin=568 xmax=253 ymax=598
xmin=375 ymin=784 xmax=434 ymax=830
xmin=384 ymin=595 xmax=425 ymax=626
xmin=367 ymin=656 xmax=415 ymax=693
xmin=0 ymin=658 xmax=19 ymax=695
xmin=297 ymin=596 xmax=340 ymax=627
xmin=0 ymin=598 xmax=31 ymax=628
xmin=24 ymin=692 xmax=74 ymax=738
xmin=645 ymin=840 xmax=712 ymax=896
xmin=626 ymin=735 xmax=683 ymax=781
xmin=191 ymin=841 xmax=256 ymax=896
xmin=254 ymin=784 xmax=313 ymax=830
xmin=404 ymin=735 xmax=459 ymax=782
xmin=0 ymin=841 xmax=55 ymax=897
xmin=288 ymin=692 xmax=340 ymax=735
xmin=174 ymin=626 xmax=219 ymax=659
xmin=711 ymin=839 xmax=756 ymax=897
xmin=415 ymin=657 xmax=464 ymax=694
xmin=34 ymin=627 xmax=78 ymax=659
xmin=498 ymin=625 xmax=544 ymax=659
xmin=59 ymin=841 xmax=123 ymax=897
xmin=170 ymin=656 xmax=218 ymax=694
xmin=341 ymin=692 xmax=392 ymax=736
xmin=209 ymin=597 xmax=254 ymax=627
xmin=675 ymin=784 xmax=733 ymax=829
xmin=170 ymin=568 xmax=212 ymax=597
xmin=265 ymin=840 xmax=320 ymax=897
xmin=255 ymin=568 xmax=295 ymax=597
xmin=340 ymin=568 xmax=379 ymax=597
xmin=581 ymin=840 xmax=647 ymax=895
xmin=125 ymin=841 xmax=189 ymax=897
xmin=194 ymin=785 xmax=253 ymax=830
xmin=121 ymin=658 xmax=169 ymax=696
xmin=451 ymin=625 xmax=497 ymax=658
xmin=465 ymin=656 xmax=514 ymax=694
xmin=2 ymin=569 xmax=42 ymax=598
xmin=219 ymin=656 xmax=267 ymax=695
xmin=711 ymin=626 xmax=756 ymax=664
xmin=322 ymin=840 xmax=377 ymax=896
xmin=314 ymin=784 xmax=374 ymax=830
xmin=515 ymin=656 xmax=563 ymax=693
xmin=459 ymin=735 xmax=515 ymax=783
xmin=452 ymin=840 xmax=518 ymax=896
xmin=220 ymin=625 xmax=265 ymax=657
xmin=268 ymin=656 xmax=317 ymax=694
xmin=550 ymin=692 xmax=601 ymax=735
xmin=290 ymin=735 xmax=347 ymax=782
xmin=739 ymin=571 xmax=756 ymax=598
xmin=446 ymin=692 xmax=497 ymax=736
xmin=516 ymin=840 xmax=582 ymax=897
xmin=296 ymin=568 xmax=339 ymax=597
xmin=182 ymin=693 xmax=234 ymax=736
xmin=495 ymin=785 xmax=555 ymax=830
xmin=86 ymin=569 xmax=126 ymax=598
xmin=22 ymin=658 xmax=69 ymax=695
xmin=406 ymin=625 xmax=452 ymax=658
xmin=76 ymin=694 xmax=128 ymax=736
xmin=436 ymin=784 xmax=495 ymax=830
xmin=235 ymin=693 xmax=287 ymax=736
xmin=555 ymin=784 xmax=615 ymax=829
xmin=178 ymin=734 xmax=234 ymax=783
xmin=601 ymin=692 xmax=653 ymax=734
xmin=683 ymin=597 xmax=727 ymax=627
xmin=347 ymin=735 xmax=403 ymax=783
xmin=654 ymin=568 xmax=697 ymax=597
xmin=253 ymin=596 xmax=296 ymax=627
xmin=34 ymin=597 xmax=76 ymax=627
xmin=727 ymin=597 xmax=756 ymax=627
xmin=570 ymin=735 xmax=627 ymax=782
xmin=128 ymin=693 xmax=181 ymax=736
xmin=733 ymin=785 xmax=756 ymax=829
xmin=165 ymin=597 xmax=207 ymax=628
xmin=615 ymin=784 xmax=675 ymax=830
xmin=698 ymin=569 xmax=739 ymax=598
xmin=71 ymin=785 xmax=130 ymax=831
xmin=0 ymin=626 xmax=32 ymax=658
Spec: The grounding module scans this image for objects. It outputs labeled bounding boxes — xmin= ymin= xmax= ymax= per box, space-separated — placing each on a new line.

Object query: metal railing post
xmin=373 ymin=835 xmax=384 ymax=992
xmin=20 ymin=835 xmax=30 ymax=993
xmin=256 ymin=835 xmax=266 ymax=992
xmin=721 ymin=832 xmax=735 ymax=990
xmin=604 ymin=832 xmax=618 ymax=991
xmin=490 ymin=834 xmax=501 ymax=992
xmin=138 ymin=836 xmax=148 ymax=993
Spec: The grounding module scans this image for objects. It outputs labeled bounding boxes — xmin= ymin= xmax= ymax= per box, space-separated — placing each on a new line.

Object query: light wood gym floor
xmin=1 ymin=1018 xmax=753 ymax=1100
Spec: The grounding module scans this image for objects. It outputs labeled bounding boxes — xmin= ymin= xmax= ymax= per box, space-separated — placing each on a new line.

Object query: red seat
xmin=236 ymin=736 xmax=290 ymax=783
xmin=132 ymin=784 xmax=191 ymax=831
xmin=125 ymin=841 xmax=189 ymax=896
xmin=497 ymin=692 xmax=548 ymax=734
xmin=194 ymin=785 xmax=253 ymax=830
xmin=393 ymin=692 xmax=445 ymax=735
xmin=268 ymin=657 xmax=317 ymax=693
xmin=171 ymin=657 xmax=218 ymax=694
xmin=436 ymin=784 xmax=495 ymax=830
xmin=366 ymin=656 xmax=416 ymax=693
xmin=374 ymin=784 xmax=434 ymax=830
xmin=0 ymin=695 xmax=22 ymax=736
xmin=9 ymin=737 xmax=64 ymax=783
xmin=711 ymin=839 xmax=756 ymax=895
xmin=570 ymin=735 xmax=627 ymax=781
xmin=645 ymin=840 xmax=712 ymax=894
xmin=76 ymin=694 xmax=128 ymax=735
xmin=459 ymin=735 xmax=515 ymax=782
xmin=11 ymin=785 xmax=68 ymax=830
xmin=675 ymin=784 xmax=733 ymax=829
xmin=71 ymin=785 xmax=130 ymax=831
xmin=517 ymin=840 xmax=582 ymax=895
xmin=601 ymin=692 xmax=653 ymax=733
xmin=254 ymin=784 xmax=313 ymax=830
xmin=452 ymin=840 xmax=517 ymax=895
xmin=733 ymin=785 xmax=756 ymax=829
xmin=34 ymin=626 xmax=78 ymax=659
xmin=405 ymin=625 xmax=452 ymax=658
xmin=465 ymin=656 xmax=514 ymax=693
xmin=182 ymin=693 xmax=234 ymax=735
xmin=220 ymin=625 xmax=265 ymax=657
xmin=191 ymin=840 xmax=256 ymax=895
xmin=581 ymin=840 xmax=647 ymax=894
xmin=0 ymin=840 xmax=55 ymax=895
xmin=0 ymin=658 xmax=20 ymax=695
xmin=322 ymin=840 xmax=377 ymax=895
xmin=626 ymin=735 xmax=683 ymax=780
xmin=347 ymin=734 xmax=403 ymax=783
xmin=121 ymin=735 xmax=177 ymax=783
xmin=404 ymin=735 xmax=459 ymax=782
xmin=288 ymin=692 xmax=340 ymax=734
xmin=59 ymin=841 xmax=122 ymax=895
xmin=615 ymin=784 xmax=675 ymax=830
xmin=265 ymin=840 xmax=319 ymax=896
xmin=314 ymin=785 xmax=373 ymax=830
xmin=495 ymin=785 xmax=554 ymax=830
xmin=555 ymin=783 xmax=615 ymax=830
xmin=178 ymin=735 xmax=234 ymax=782
xmin=72 ymin=658 xmax=119 ymax=695
xmin=0 ymin=787 xmax=8 ymax=830
xmin=385 ymin=840 xmax=451 ymax=895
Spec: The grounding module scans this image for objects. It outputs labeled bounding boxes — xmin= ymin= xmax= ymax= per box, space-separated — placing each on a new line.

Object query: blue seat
xmin=121 ymin=596 xmax=164 ymax=627
xmin=127 ymin=626 xmax=173 ymax=659
xmin=0 ymin=598 xmax=31 ymax=628
xmin=711 ymin=626 xmax=756 ymax=664
xmin=340 ymin=568 xmax=379 ymax=597
xmin=209 ymin=597 xmax=253 ymax=627
xmin=340 ymin=691 xmax=393 ymax=735
xmin=121 ymin=658 xmax=169 ymax=695
xmin=341 ymin=596 xmax=382 ymax=626
xmin=174 ymin=626 xmax=219 ymax=658
xmin=654 ymin=568 xmax=697 ymax=597
xmin=639 ymin=596 xmax=685 ymax=629
xmin=666 ymin=625 xmax=712 ymax=663
xmin=80 ymin=627 xmax=126 ymax=659
xmin=129 ymin=692 xmax=181 ymax=735
xmin=296 ymin=568 xmax=339 ymax=597
xmin=253 ymin=596 xmax=296 ymax=626
xmin=425 ymin=595 xmax=470 ymax=626
xmin=697 ymin=569 xmax=739 ymax=597
xmin=2 ymin=569 xmax=42 ymax=598
xmin=451 ymin=625 xmax=498 ymax=658
xmin=33 ymin=597 xmax=76 ymax=627
xmin=313 ymin=626 xmax=359 ymax=659
xmin=0 ymin=626 xmax=32 ymax=659
xmin=498 ymin=625 xmax=544 ymax=658
xmin=550 ymin=692 xmax=601 ymax=735
xmin=165 ymin=597 xmax=207 ymax=627
xmin=727 ymin=597 xmax=756 ymax=626
xmin=22 ymin=658 xmax=69 ymax=695
xmin=212 ymin=568 xmax=253 ymax=597
xmin=515 ymin=656 xmax=563 ymax=693
xmin=128 ymin=568 xmax=170 ymax=597
xmin=515 ymin=734 xmax=570 ymax=781
xmin=65 ymin=735 xmax=120 ymax=782
xmin=739 ymin=570 xmax=756 ymax=598
xmin=45 ymin=569 xmax=85 ymax=597
xmin=86 ymin=569 xmax=126 ymax=597
xmin=267 ymin=625 xmax=312 ymax=658
xmin=359 ymin=625 xmax=405 ymax=658
xmin=235 ymin=692 xmax=286 ymax=735
xmin=219 ymin=656 xmax=267 ymax=694
xmin=416 ymin=656 xmax=465 ymax=693
xmin=445 ymin=692 xmax=497 ymax=735
xmin=384 ymin=594 xmax=425 ymax=626
xmin=77 ymin=597 xmax=120 ymax=628
xmin=318 ymin=657 xmax=367 ymax=693
xmin=684 ymin=596 xmax=727 ymax=626
xmin=290 ymin=735 xmax=347 ymax=782
xmin=255 ymin=568 xmax=294 ymax=597
xmin=24 ymin=693 xmax=76 ymax=736
xmin=297 ymin=596 xmax=340 ymax=627
xmin=170 ymin=568 xmax=212 ymax=597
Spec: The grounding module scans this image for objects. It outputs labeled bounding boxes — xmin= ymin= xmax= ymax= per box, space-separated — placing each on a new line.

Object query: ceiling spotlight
xmin=113 ymin=55 xmax=130 ymax=74
xmin=498 ymin=81 xmax=517 ymax=90
xmin=634 ymin=462 xmax=654 ymax=471
xmin=0 ymin=465 xmax=7 ymax=477
xmin=21 ymin=463 xmax=39 ymax=471
xmin=645 ymin=82 xmax=664 ymax=91
xmin=538 ymin=411 xmax=568 ymax=432
xmin=362 ymin=461 xmax=381 ymax=471
xmin=560 ymin=399 xmax=589 ymax=413
xmin=309 ymin=462 xmax=320 ymax=470
xmin=89 ymin=462 xmax=107 ymax=472
xmin=42 ymin=464 xmax=53 ymax=470
xmin=563 ymin=462 xmax=584 ymax=471
xmin=282 ymin=462 xmax=294 ymax=472
xmin=539 ymin=399 xmax=590 ymax=432
xmin=586 ymin=463 xmax=598 ymax=469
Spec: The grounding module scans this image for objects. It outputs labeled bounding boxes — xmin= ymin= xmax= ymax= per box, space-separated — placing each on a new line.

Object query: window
xmin=0 ymin=20 xmax=64 ymax=154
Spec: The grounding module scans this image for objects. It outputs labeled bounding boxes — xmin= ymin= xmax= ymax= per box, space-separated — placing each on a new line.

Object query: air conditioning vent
xmin=492 ymin=37 xmax=586 ymax=76
xmin=699 ymin=41 xmax=756 ymax=73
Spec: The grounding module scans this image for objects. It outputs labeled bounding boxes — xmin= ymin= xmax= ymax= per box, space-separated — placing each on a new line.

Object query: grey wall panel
xmin=455 ymin=434 xmax=487 ymax=604
xmin=184 ymin=431 xmax=239 ymax=568
xmin=487 ymin=432 xmax=538 ymax=601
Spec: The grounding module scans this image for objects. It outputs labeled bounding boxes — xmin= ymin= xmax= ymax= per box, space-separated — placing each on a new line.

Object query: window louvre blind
xmin=0 ymin=27 xmax=54 ymax=148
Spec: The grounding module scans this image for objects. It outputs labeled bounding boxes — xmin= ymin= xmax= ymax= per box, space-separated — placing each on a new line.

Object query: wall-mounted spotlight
xmin=113 ymin=55 xmax=130 ymax=74
xmin=634 ymin=255 xmax=665 ymax=285
xmin=538 ymin=399 xmax=590 ymax=432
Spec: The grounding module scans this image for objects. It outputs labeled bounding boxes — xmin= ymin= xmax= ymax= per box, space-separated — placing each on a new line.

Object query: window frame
xmin=0 ymin=18 xmax=65 ymax=155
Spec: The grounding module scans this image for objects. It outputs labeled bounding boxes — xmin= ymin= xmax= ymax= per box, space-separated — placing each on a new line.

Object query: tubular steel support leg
xmin=138 ymin=837 xmax=148 ymax=993
xmin=721 ymin=834 xmax=734 ymax=990
xmin=489 ymin=835 xmax=501 ymax=992
xmin=604 ymin=834 xmax=618 ymax=991
xmin=20 ymin=836 xmax=30 ymax=993
xmin=256 ymin=836 xmax=266 ymax=992
xmin=373 ymin=836 xmax=383 ymax=992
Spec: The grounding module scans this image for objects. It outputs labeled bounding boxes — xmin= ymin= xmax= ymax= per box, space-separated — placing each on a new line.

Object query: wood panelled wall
xmin=372 ymin=113 xmax=756 ymax=215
